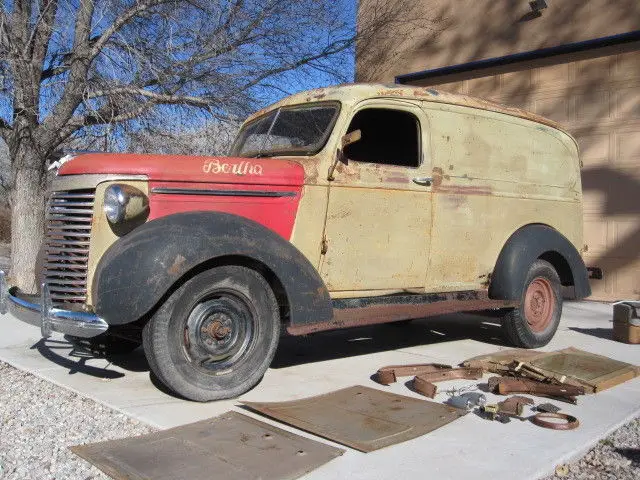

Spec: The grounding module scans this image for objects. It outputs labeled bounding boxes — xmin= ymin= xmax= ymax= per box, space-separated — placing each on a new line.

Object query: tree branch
xmin=52 ymin=103 xmax=155 ymax=147
xmin=87 ymin=86 xmax=216 ymax=108
xmin=0 ymin=117 xmax=11 ymax=143
xmin=38 ymin=0 xmax=95 ymax=150
xmin=90 ymin=0 xmax=172 ymax=59
xmin=30 ymin=0 xmax=60 ymax=74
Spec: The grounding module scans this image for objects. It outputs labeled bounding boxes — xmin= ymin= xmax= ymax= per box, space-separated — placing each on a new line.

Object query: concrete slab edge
xmin=531 ymin=407 xmax=640 ymax=479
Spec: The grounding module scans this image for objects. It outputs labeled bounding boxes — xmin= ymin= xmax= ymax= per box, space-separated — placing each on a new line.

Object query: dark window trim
xmin=230 ymin=101 xmax=342 ymax=157
xmin=346 ymin=106 xmax=423 ymax=169
xmin=395 ymin=30 xmax=640 ymax=84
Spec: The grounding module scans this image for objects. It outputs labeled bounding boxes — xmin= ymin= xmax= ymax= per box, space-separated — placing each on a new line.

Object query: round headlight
xmin=103 ymin=184 xmax=149 ymax=225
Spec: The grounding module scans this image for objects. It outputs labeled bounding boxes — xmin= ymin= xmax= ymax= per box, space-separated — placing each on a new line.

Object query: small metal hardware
xmin=530 ymin=412 xmax=579 ymax=430
xmin=536 ymin=403 xmax=561 ymax=414
xmin=447 ymin=392 xmax=486 ymax=410
xmin=412 ymin=177 xmax=433 ymax=187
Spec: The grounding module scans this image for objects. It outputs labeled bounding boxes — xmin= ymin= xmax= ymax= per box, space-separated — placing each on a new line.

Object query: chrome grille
xmin=43 ymin=189 xmax=95 ymax=306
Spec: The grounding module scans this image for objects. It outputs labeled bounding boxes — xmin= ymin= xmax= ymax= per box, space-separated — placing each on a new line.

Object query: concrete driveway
xmin=1 ymin=301 xmax=638 ymax=479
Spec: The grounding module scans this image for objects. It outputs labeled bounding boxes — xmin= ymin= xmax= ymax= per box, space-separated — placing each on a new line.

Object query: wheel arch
xmin=92 ymin=211 xmax=332 ymax=327
xmin=178 ymin=254 xmax=291 ymax=325
xmin=489 ymin=223 xmax=591 ymax=301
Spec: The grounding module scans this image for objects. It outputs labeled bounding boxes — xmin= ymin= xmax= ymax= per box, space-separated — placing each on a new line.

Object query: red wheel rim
xmin=524 ymin=277 xmax=554 ymax=332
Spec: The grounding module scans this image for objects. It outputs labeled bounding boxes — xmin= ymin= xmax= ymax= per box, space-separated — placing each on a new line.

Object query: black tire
xmin=501 ymin=259 xmax=563 ymax=348
xmin=65 ymin=333 xmax=141 ymax=355
xmin=142 ymin=266 xmax=280 ymax=402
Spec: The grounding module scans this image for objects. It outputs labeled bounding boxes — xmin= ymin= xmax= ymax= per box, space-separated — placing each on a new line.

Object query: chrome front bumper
xmin=0 ymin=271 xmax=108 ymax=338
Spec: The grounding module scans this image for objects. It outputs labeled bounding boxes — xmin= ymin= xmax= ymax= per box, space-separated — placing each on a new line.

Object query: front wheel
xmin=142 ymin=266 xmax=280 ymax=402
xmin=501 ymin=259 xmax=563 ymax=348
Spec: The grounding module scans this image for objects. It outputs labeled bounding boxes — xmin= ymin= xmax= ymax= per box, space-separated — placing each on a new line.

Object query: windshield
xmin=230 ymin=102 xmax=340 ymax=157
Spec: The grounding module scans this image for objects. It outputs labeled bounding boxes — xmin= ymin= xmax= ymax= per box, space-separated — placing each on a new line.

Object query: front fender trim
xmin=93 ymin=212 xmax=333 ymax=326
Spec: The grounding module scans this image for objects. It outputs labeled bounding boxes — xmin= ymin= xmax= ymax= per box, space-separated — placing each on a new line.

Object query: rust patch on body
xmin=167 ymin=254 xmax=186 ymax=276
xmin=432 ymin=167 xmax=444 ymax=187
xmin=384 ymin=175 xmax=410 ymax=184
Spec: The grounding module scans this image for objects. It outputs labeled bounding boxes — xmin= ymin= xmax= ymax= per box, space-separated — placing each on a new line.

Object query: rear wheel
xmin=501 ymin=259 xmax=563 ymax=348
xmin=142 ymin=266 xmax=280 ymax=402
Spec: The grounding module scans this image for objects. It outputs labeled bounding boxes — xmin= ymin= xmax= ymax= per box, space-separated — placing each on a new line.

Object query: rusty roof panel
xmin=242 ymin=385 xmax=466 ymax=452
xmin=243 ymin=83 xmax=566 ymax=133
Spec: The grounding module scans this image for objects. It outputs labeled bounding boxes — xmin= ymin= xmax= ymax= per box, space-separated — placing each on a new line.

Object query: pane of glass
xmin=231 ymin=103 xmax=339 ymax=158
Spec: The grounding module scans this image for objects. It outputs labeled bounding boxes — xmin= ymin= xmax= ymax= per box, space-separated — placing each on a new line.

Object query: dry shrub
xmin=0 ymin=204 xmax=10 ymax=243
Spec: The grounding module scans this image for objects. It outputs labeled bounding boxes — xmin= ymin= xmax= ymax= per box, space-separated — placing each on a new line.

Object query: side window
xmin=344 ymin=108 xmax=421 ymax=167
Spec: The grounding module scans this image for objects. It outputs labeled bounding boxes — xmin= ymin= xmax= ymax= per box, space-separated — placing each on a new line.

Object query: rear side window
xmin=344 ymin=108 xmax=421 ymax=167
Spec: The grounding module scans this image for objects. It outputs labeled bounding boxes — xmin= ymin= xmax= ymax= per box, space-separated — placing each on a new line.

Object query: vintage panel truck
xmin=0 ymin=84 xmax=591 ymax=401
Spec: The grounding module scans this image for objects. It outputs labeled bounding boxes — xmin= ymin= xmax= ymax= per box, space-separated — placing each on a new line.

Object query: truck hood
xmin=57 ymin=153 xmax=304 ymax=186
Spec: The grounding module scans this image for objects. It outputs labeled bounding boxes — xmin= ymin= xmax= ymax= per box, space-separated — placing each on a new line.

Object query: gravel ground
xmin=0 ymin=359 xmax=637 ymax=480
xmin=543 ymin=416 xmax=639 ymax=480
xmin=0 ymin=361 xmax=155 ymax=480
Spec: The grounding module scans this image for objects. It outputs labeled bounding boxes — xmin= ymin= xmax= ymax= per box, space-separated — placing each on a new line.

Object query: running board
xmin=287 ymin=290 xmax=518 ymax=335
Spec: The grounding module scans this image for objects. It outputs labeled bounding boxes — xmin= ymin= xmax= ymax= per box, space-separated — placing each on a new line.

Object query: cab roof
xmin=245 ymin=83 xmax=565 ymax=133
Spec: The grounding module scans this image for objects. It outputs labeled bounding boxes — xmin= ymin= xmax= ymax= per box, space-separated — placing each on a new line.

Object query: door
xmin=319 ymin=100 xmax=433 ymax=293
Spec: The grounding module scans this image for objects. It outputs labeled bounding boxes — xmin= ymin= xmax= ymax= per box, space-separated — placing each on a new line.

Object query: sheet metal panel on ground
xmin=71 ymin=411 xmax=344 ymax=480
xmin=243 ymin=385 xmax=466 ymax=452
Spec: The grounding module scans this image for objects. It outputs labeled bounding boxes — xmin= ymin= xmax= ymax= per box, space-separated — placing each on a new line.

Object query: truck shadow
xmin=271 ymin=312 xmax=506 ymax=369
xmin=30 ymin=337 xmax=149 ymax=379
xmin=30 ymin=312 xmax=505 ymax=377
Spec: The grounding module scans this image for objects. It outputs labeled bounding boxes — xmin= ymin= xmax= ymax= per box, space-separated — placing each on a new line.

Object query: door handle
xmin=413 ymin=177 xmax=433 ymax=187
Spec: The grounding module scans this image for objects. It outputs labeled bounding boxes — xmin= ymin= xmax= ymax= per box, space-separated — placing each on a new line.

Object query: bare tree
xmin=0 ymin=139 xmax=8 ymax=201
xmin=0 ymin=0 xmax=409 ymax=292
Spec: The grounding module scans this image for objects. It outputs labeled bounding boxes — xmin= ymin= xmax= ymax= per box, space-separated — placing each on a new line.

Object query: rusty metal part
xmin=414 ymin=367 xmax=484 ymax=383
xmin=287 ymin=291 xmax=518 ymax=335
xmin=530 ymin=412 xmax=580 ymax=430
xmin=498 ymin=396 xmax=534 ymax=417
xmin=201 ymin=319 xmax=232 ymax=340
xmin=375 ymin=363 xmax=452 ymax=385
xmin=524 ymin=277 xmax=554 ymax=332
xmin=411 ymin=367 xmax=483 ymax=399
xmin=480 ymin=404 xmax=510 ymax=423
xmin=527 ymin=347 xmax=640 ymax=393
xmin=509 ymin=360 xmax=571 ymax=385
xmin=70 ymin=411 xmax=344 ymax=480
xmin=536 ymin=403 xmax=561 ymax=414
xmin=242 ymin=385 xmax=466 ymax=452
xmin=461 ymin=349 xmax=542 ymax=373
xmin=465 ymin=348 xmax=640 ymax=394
xmin=412 ymin=376 xmax=438 ymax=398
xmin=488 ymin=376 xmax=583 ymax=404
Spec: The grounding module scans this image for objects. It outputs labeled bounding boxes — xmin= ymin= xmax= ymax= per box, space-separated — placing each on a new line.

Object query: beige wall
xmin=357 ymin=1 xmax=640 ymax=300
xmin=357 ymin=0 xmax=640 ymax=83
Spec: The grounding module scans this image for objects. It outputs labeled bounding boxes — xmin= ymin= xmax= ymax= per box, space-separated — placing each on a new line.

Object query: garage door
xmin=430 ymin=50 xmax=640 ymax=300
